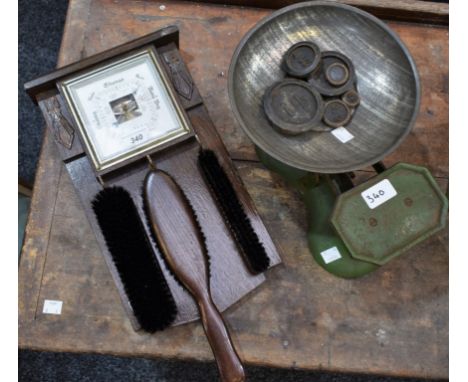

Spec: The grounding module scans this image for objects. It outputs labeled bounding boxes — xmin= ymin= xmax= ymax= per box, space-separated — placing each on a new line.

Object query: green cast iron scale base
xmin=256 ymin=147 xmax=448 ymax=279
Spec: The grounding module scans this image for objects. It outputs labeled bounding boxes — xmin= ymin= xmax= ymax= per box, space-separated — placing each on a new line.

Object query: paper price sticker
xmin=320 ymin=246 xmax=342 ymax=264
xmin=331 ymin=127 xmax=354 ymax=143
xmin=361 ymin=179 xmax=397 ymax=209
xmin=43 ymin=300 xmax=63 ymax=315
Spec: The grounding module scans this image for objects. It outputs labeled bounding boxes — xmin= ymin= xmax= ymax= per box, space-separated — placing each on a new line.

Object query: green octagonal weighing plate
xmin=330 ymin=163 xmax=448 ymax=265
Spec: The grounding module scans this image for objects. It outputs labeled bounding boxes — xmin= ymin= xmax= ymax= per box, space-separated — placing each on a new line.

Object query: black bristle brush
xmin=92 ymin=186 xmax=177 ymax=333
xmin=198 ymin=149 xmax=270 ymax=274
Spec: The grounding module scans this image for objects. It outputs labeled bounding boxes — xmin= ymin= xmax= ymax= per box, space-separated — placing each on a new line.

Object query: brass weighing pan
xmin=228 ymin=1 xmax=420 ymax=173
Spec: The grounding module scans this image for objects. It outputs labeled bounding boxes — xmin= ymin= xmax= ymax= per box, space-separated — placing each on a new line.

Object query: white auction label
xmin=43 ymin=300 xmax=63 ymax=315
xmin=320 ymin=246 xmax=342 ymax=264
xmin=331 ymin=127 xmax=354 ymax=143
xmin=361 ymin=179 xmax=397 ymax=209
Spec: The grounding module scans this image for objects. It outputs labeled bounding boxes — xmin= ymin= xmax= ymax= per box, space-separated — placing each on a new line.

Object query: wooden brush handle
xmin=198 ymin=293 xmax=245 ymax=382
xmin=144 ymin=169 xmax=245 ymax=382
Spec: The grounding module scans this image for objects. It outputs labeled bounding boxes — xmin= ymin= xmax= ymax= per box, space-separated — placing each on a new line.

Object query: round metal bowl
xmin=228 ymin=1 xmax=420 ymax=173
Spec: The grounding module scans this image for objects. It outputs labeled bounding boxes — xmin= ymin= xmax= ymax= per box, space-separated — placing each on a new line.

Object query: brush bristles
xmin=92 ymin=186 xmax=177 ymax=333
xmin=198 ymin=149 xmax=270 ymax=274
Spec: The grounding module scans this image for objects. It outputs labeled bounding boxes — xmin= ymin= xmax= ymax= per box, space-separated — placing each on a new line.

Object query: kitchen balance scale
xmin=228 ymin=1 xmax=448 ymax=278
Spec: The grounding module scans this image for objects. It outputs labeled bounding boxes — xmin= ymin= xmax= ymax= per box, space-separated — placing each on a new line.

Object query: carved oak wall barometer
xmin=58 ymin=46 xmax=193 ymax=174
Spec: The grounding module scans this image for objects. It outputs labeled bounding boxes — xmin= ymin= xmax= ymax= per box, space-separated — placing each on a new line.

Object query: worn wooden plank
xmin=235 ymin=164 xmax=448 ymax=378
xmin=19 ymin=0 xmax=448 ymax=379
xmin=19 ymin=160 xmax=449 ymax=378
xmin=19 ymin=0 xmax=93 ymax=340
xmin=18 ymin=131 xmax=63 ymax=326
xmin=198 ymin=0 xmax=449 ymax=25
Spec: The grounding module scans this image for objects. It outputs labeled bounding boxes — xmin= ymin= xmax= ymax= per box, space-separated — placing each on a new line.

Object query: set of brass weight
xmin=263 ymin=41 xmax=361 ymax=135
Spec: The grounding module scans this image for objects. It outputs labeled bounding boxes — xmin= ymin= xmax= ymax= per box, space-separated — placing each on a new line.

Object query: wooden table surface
xmin=19 ymin=0 xmax=448 ymax=379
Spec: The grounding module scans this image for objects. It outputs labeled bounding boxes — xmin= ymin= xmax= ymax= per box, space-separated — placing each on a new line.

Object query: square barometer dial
xmin=58 ymin=46 xmax=192 ymax=173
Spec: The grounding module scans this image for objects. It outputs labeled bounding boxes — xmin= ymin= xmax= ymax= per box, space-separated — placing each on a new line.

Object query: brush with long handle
xmin=144 ymin=169 xmax=246 ymax=382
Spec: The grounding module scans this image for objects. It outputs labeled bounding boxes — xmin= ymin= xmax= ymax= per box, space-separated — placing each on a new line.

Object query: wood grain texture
xmin=19 ymin=0 xmax=448 ymax=379
xmin=198 ymin=0 xmax=449 ymax=25
xmin=145 ymin=168 xmax=246 ymax=382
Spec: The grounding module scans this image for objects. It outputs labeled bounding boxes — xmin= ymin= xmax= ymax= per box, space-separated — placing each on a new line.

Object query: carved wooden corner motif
xmin=44 ymin=97 xmax=75 ymax=149
xmin=163 ymin=50 xmax=194 ymax=101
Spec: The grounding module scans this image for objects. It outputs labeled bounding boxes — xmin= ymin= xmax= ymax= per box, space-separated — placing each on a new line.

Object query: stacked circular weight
xmin=228 ymin=1 xmax=420 ymax=174
xmin=263 ymin=79 xmax=324 ymax=135
xmin=264 ymin=41 xmax=361 ymax=135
